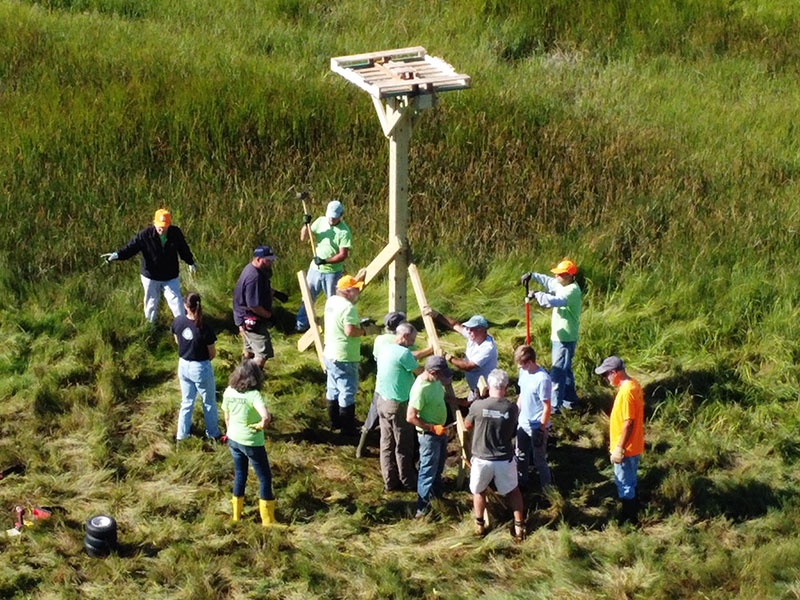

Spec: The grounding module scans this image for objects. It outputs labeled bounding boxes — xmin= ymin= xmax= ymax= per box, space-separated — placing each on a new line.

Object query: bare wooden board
xmin=296 ymin=270 xmax=326 ymax=372
xmin=298 ymin=238 xmax=403 ymax=353
xmin=408 ymin=263 xmax=442 ymax=355
xmin=297 ymin=325 xmax=322 ymax=352
xmin=359 ymin=237 xmax=403 ymax=287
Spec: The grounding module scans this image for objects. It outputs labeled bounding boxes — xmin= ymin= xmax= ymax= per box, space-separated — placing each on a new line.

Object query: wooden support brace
xmin=358 ymin=236 xmax=404 ymax=287
xmin=297 ymin=237 xmax=404 ymax=353
xmin=296 ymin=270 xmax=326 ymax=372
xmin=408 ymin=263 xmax=441 ymax=355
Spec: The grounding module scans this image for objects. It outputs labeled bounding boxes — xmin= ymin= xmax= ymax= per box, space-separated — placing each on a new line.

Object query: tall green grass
xmin=3 ymin=0 xmax=800 ymax=597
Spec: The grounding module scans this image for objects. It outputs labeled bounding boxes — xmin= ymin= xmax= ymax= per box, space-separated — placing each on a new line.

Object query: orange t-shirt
xmin=609 ymin=378 xmax=644 ymax=456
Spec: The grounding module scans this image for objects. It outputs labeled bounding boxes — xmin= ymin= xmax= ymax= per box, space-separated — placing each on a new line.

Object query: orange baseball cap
xmin=336 ymin=275 xmax=364 ymax=291
xmin=551 ymin=259 xmax=577 ymax=275
xmin=153 ymin=209 xmax=171 ymax=228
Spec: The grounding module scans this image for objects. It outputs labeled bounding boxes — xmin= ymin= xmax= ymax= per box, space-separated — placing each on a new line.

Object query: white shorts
xmin=469 ymin=456 xmax=518 ymax=496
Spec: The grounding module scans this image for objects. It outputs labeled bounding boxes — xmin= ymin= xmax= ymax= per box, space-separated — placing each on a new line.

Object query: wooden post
xmin=408 ymin=263 xmax=442 ymax=355
xmin=297 ymin=270 xmax=326 ymax=372
xmin=387 ymin=98 xmax=412 ymax=314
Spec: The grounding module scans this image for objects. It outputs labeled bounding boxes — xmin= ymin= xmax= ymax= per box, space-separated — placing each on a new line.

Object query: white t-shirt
xmin=460 ymin=330 xmax=498 ymax=390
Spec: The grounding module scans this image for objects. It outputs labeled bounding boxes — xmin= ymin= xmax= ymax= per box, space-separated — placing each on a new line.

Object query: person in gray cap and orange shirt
xmin=296 ymin=200 xmax=353 ymax=332
xmin=233 ymin=246 xmax=281 ymax=369
xmin=103 ymin=208 xmax=196 ymax=323
xmin=595 ymin=355 xmax=645 ymax=523
xmin=424 ymin=310 xmax=498 ymax=398
xmin=521 ymin=259 xmax=582 ymax=413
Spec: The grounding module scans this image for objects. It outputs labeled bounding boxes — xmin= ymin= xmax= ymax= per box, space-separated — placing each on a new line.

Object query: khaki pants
xmin=377 ymin=396 xmax=416 ymax=490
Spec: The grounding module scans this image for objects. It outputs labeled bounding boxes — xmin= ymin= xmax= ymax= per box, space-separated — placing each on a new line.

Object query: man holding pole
xmin=425 ymin=310 xmax=497 ymax=398
xmin=521 ymin=259 xmax=582 ymax=413
xmin=232 ymin=246 xmax=278 ymax=369
xmin=296 ymin=200 xmax=352 ymax=333
xmin=513 ymin=345 xmax=552 ymax=490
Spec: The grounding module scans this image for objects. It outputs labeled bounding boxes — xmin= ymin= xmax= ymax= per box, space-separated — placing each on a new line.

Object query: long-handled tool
xmin=297 ymin=191 xmax=317 ymax=257
xmin=524 ymin=278 xmax=531 ymax=344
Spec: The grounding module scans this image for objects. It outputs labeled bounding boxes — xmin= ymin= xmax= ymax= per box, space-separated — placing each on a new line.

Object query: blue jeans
xmin=177 ymin=358 xmax=220 ymax=439
xmin=551 ymin=340 xmax=578 ymax=409
xmin=228 ymin=439 xmax=274 ymax=500
xmin=416 ymin=432 xmax=447 ymax=512
xmin=613 ymin=454 xmax=640 ymax=499
xmin=324 ymin=358 xmax=358 ymax=408
xmin=296 ymin=269 xmax=342 ymax=330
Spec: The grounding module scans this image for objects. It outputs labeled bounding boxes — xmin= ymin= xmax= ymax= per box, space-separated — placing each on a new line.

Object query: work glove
xmin=101 ymin=252 xmax=118 ymax=264
xmin=442 ymin=350 xmax=454 ymax=362
xmin=313 ymin=256 xmax=327 ymax=266
xmin=532 ymin=428 xmax=545 ymax=449
xmin=360 ymin=318 xmax=380 ymax=335
xmin=272 ymin=290 xmax=289 ymax=303
xmin=303 ymin=214 xmax=312 ymax=225
xmin=610 ymin=446 xmax=625 ymax=464
xmin=422 ymin=305 xmax=437 ymax=318
xmin=188 ymin=264 xmax=197 ymax=275
xmin=431 ymin=424 xmax=446 ymax=436
xmin=520 ymin=272 xmax=532 ymax=286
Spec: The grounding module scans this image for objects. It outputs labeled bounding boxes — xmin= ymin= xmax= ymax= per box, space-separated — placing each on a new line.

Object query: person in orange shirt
xmin=595 ymin=356 xmax=644 ymax=523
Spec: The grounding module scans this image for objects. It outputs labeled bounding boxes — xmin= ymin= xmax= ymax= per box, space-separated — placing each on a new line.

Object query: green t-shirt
xmin=409 ymin=376 xmax=447 ymax=432
xmin=373 ymin=333 xmax=418 ymax=360
xmin=309 ymin=217 xmax=352 ymax=274
xmin=551 ymin=282 xmax=582 ymax=342
xmin=324 ymin=294 xmax=360 ymax=362
xmin=376 ymin=343 xmax=418 ymax=402
xmin=221 ymin=387 xmax=266 ymax=447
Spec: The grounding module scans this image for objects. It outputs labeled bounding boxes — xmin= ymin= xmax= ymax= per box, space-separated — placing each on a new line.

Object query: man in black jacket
xmin=103 ymin=209 xmax=196 ymax=323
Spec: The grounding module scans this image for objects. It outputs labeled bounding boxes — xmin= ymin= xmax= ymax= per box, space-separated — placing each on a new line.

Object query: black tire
xmin=84 ymin=534 xmax=110 ymax=558
xmin=85 ymin=515 xmax=117 ymax=543
xmin=85 ymin=531 xmax=116 ymax=549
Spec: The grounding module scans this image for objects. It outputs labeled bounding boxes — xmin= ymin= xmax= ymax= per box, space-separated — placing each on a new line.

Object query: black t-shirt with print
xmin=171 ymin=315 xmax=217 ymax=361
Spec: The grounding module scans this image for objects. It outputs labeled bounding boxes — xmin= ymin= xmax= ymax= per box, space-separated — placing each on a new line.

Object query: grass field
xmin=2 ymin=0 xmax=800 ymax=598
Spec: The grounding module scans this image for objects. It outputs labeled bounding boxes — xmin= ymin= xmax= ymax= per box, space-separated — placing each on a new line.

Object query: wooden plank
xmin=299 ymin=238 xmax=403 ymax=353
xmin=407 ymin=263 xmax=442 ymax=355
xmin=297 ymin=324 xmax=322 ymax=352
xmin=359 ymin=237 xmax=403 ymax=287
xmin=297 ymin=270 xmax=326 ymax=372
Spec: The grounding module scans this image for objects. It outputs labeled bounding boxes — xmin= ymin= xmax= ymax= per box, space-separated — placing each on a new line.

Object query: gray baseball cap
xmin=595 ymin=356 xmax=625 ymax=376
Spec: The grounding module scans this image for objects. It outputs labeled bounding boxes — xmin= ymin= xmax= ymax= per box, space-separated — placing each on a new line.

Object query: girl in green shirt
xmin=222 ymin=360 xmax=276 ymax=526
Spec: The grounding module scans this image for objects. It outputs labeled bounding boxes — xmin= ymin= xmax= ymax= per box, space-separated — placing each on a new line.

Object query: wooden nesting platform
xmin=330 ymin=46 xmax=471 ymax=99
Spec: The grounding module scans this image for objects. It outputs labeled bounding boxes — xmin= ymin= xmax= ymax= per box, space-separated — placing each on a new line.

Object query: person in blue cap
xmin=295 ymin=199 xmax=353 ymax=332
xmin=233 ymin=246 xmax=279 ymax=368
xmin=424 ymin=309 xmax=498 ymax=398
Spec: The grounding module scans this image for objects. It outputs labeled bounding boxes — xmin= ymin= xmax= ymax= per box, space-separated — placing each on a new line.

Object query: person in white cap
xmin=296 ymin=200 xmax=352 ymax=332
xmin=102 ymin=208 xmax=196 ymax=323
xmin=595 ymin=355 xmax=644 ymax=523
xmin=521 ymin=259 xmax=582 ymax=413
xmin=424 ymin=310 xmax=498 ymax=397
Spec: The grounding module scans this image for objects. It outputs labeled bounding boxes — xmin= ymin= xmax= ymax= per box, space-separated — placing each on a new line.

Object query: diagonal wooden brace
xmin=297 ymin=270 xmax=326 ymax=372
xmin=297 ymin=237 xmax=404 ymax=352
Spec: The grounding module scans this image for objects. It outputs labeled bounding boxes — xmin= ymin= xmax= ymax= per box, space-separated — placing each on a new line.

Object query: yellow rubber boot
xmin=259 ymin=499 xmax=276 ymax=527
xmin=231 ymin=496 xmax=243 ymax=522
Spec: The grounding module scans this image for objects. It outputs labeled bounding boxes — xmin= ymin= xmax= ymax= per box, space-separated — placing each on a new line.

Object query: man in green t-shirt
xmin=376 ymin=323 xmax=425 ymax=491
xmin=407 ymin=355 xmax=453 ymax=517
xmin=296 ymin=200 xmax=353 ymax=332
xmin=521 ymin=259 xmax=582 ymax=413
xmin=323 ymin=275 xmax=371 ymax=437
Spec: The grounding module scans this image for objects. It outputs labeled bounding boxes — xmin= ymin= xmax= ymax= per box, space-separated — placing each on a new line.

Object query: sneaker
xmin=414 ymin=510 xmax=425 ymax=519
